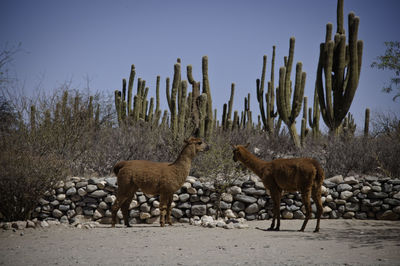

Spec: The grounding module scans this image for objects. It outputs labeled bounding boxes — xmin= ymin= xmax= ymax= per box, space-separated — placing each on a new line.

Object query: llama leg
xmin=312 ymin=186 xmax=323 ymax=233
xmin=111 ymin=197 xmax=127 ymax=228
xmin=111 ymin=200 xmax=121 ymax=228
xmin=166 ymin=194 xmax=174 ymax=225
xmin=159 ymin=193 xmax=168 ymax=227
xmin=299 ymin=189 xmax=312 ymax=232
xmin=120 ymin=188 xmax=137 ymax=227
xmin=269 ymin=190 xmax=281 ymax=231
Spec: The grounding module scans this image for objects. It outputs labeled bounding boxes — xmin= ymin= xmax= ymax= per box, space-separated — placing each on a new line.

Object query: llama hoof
xmin=313 ymin=229 xmax=320 ymax=233
xmin=267 ymin=227 xmax=279 ymax=231
xmin=298 ymin=229 xmax=305 ymax=232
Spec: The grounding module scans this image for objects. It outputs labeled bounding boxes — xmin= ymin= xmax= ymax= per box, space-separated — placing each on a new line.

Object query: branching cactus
xmin=276 ymin=37 xmax=306 ymax=148
xmin=316 ymin=0 xmax=363 ymax=135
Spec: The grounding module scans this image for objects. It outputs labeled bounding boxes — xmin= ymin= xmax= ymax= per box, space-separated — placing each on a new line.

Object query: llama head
xmin=231 ymin=143 xmax=250 ymax=162
xmin=184 ymin=137 xmax=210 ymax=154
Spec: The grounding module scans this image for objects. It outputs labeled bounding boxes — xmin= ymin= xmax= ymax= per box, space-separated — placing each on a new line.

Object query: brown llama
xmin=111 ymin=137 xmax=209 ymax=227
xmin=232 ymin=144 xmax=325 ymax=232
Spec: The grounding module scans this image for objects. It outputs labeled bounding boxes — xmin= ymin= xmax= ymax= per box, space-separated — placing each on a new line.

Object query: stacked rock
xmin=31 ymin=174 xmax=400 ymax=225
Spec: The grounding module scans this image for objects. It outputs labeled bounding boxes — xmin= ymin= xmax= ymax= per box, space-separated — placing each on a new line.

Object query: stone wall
xmin=33 ymin=174 xmax=400 ymax=225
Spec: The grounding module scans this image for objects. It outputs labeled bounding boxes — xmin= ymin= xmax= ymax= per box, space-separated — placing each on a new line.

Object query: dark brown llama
xmin=112 ymin=137 xmax=209 ymax=227
xmin=232 ymin=144 xmax=324 ymax=232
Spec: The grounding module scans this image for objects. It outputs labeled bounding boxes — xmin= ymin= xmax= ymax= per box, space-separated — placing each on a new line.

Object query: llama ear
xmin=231 ymin=144 xmax=237 ymax=149
xmin=184 ymin=138 xmax=190 ymax=144
xmin=245 ymin=143 xmax=250 ymax=148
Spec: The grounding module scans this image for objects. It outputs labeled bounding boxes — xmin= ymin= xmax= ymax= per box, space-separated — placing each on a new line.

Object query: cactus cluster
xmin=256 ymin=46 xmax=280 ymax=136
xmin=114 ymin=65 xmax=161 ymax=126
xmin=30 ymin=90 xmax=100 ymax=133
xmin=111 ymin=0 xmax=367 ymax=147
xmin=114 ymin=57 xmax=214 ymax=140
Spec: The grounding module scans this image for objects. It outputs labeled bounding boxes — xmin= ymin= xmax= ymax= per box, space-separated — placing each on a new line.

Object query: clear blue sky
xmin=1 ymin=0 xmax=399 ymax=132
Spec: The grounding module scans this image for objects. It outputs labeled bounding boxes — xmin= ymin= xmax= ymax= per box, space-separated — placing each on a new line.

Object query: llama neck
xmin=239 ymin=149 xmax=268 ymax=177
xmin=171 ymin=144 xmax=195 ymax=182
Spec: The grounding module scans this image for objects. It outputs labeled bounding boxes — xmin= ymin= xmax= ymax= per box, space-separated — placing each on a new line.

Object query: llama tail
xmin=113 ymin=161 xmax=126 ymax=176
xmin=313 ymin=159 xmax=325 ymax=188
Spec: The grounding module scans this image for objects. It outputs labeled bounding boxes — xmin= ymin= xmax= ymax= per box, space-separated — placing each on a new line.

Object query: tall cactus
xmin=221 ymin=83 xmax=235 ymax=131
xmin=153 ymin=76 xmax=161 ymax=126
xmin=308 ymin=86 xmax=321 ymax=139
xmin=202 ymin=56 xmax=213 ymax=138
xmin=276 ymin=37 xmax=306 ymax=148
xmin=364 ymin=108 xmax=370 ymax=137
xmin=166 ymin=63 xmax=180 ymax=136
xmin=301 ymin=96 xmax=308 ymax=146
xmin=30 ymin=105 xmax=36 ymax=131
xmin=187 ymin=65 xmax=200 ymax=135
xmin=198 ymin=93 xmax=208 ymax=138
xmin=316 ymin=0 xmax=363 ymax=135
xmin=127 ymin=65 xmax=135 ymax=116
xmin=177 ymin=80 xmax=188 ymax=136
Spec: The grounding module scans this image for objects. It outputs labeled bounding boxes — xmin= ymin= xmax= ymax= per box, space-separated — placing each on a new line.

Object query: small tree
xmin=371 ymin=41 xmax=400 ymax=101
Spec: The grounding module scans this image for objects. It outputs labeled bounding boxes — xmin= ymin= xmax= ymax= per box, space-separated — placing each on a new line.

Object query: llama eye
xmin=197 ymin=141 xmax=202 ymax=145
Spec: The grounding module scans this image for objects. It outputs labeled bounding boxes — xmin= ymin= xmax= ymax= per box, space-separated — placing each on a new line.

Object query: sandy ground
xmin=0 ymin=219 xmax=399 ymax=266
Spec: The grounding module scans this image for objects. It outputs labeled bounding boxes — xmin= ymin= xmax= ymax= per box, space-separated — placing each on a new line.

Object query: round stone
xmin=66 ymin=187 xmax=77 ymax=196
xmin=282 ymin=210 xmax=293 ymax=219
xmin=98 ymin=201 xmax=109 ymax=210
xmin=86 ymin=185 xmax=98 ymax=193
xmin=245 ymin=203 xmax=259 ymax=214
xmin=56 ymin=194 xmax=66 ymax=201
xmin=179 ymin=193 xmax=190 ymax=202
xmin=340 ymin=191 xmax=353 ymax=200
xmin=171 ymin=208 xmax=183 ymax=218
xmin=52 ymin=209 xmax=63 ymax=218
xmin=228 ymin=186 xmax=242 ymax=195
xmin=221 ymin=193 xmax=233 ymax=203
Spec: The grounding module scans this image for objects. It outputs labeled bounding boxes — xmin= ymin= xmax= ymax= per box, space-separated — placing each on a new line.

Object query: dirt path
xmin=1 ymin=219 xmax=399 ymax=266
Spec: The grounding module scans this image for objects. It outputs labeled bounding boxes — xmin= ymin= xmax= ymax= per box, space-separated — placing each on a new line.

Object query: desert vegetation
xmin=0 ymin=0 xmax=399 ymax=223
